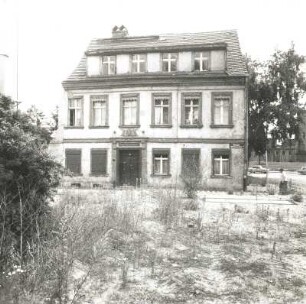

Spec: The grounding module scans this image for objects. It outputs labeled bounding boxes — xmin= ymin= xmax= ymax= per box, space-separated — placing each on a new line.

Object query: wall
xmin=62 ymin=85 xmax=245 ymax=141
xmin=59 ymin=141 xmax=244 ymax=190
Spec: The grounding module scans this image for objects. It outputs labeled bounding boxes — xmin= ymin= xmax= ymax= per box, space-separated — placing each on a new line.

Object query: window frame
xmin=211 ymin=149 xmax=231 ymax=177
xmin=87 ymin=56 xmax=102 ymax=76
xmin=67 ymin=96 xmax=84 ymax=128
xmin=181 ymin=92 xmax=203 ymax=128
xmin=131 ymin=53 xmax=147 ymax=73
xmin=151 ymin=93 xmax=172 ymax=128
xmin=102 ymin=55 xmax=116 ymax=75
xmin=161 ymin=53 xmax=178 ymax=72
xmin=90 ymin=148 xmax=108 ymax=176
xmin=193 ymin=51 xmax=210 ymax=72
xmin=211 ymin=92 xmax=233 ymax=128
xmin=89 ymin=95 xmax=109 ymax=128
xmin=181 ymin=148 xmax=201 ymax=176
xmin=65 ymin=149 xmax=82 ymax=175
xmin=120 ymin=93 xmax=140 ymax=127
xmin=152 ymin=148 xmax=171 ymax=176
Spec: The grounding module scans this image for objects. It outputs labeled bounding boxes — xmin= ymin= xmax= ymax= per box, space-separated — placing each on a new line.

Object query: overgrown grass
xmin=1 ymin=188 xmax=305 ymax=303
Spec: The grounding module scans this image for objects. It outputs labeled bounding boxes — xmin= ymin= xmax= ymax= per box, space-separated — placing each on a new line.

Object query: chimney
xmin=112 ymin=25 xmax=128 ymax=38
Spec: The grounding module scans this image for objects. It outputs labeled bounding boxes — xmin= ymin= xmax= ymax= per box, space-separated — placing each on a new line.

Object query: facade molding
xmin=62 ymin=74 xmax=246 ymax=90
xmin=63 ymin=137 xmax=245 ymax=144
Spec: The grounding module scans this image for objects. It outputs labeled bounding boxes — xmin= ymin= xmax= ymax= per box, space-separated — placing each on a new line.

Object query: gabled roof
xmin=64 ymin=29 xmax=247 ymax=83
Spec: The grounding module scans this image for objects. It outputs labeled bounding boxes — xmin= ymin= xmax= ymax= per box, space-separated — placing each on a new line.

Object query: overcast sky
xmin=1 ymin=0 xmax=306 ymax=115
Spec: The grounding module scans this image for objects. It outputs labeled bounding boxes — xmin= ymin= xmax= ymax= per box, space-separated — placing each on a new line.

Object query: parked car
xmin=248 ymin=165 xmax=269 ymax=174
xmin=297 ymin=167 xmax=306 ymax=175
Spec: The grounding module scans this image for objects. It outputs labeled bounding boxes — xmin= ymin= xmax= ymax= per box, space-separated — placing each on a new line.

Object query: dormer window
xmin=87 ymin=56 xmax=101 ymax=76
xmin=102 ymin=56 xmax=116 ymax=75
xmin=194 ymin=51 xmax=210 ymax=71
xmin=132 ymin=54 xmax=146 ymax=73
xmin=162 ymin=53 xmax=177 ymax=72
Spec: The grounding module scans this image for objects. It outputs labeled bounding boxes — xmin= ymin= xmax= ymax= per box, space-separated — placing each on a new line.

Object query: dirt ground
xmin=58 ymin=188 xmax=306 ymax=304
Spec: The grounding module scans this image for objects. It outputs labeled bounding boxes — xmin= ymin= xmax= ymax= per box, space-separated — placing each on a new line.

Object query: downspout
xmin=244 ymin=75 xmax=249 ymax=191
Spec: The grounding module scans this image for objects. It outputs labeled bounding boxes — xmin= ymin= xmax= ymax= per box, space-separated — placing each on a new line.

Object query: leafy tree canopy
xmin=247 ymin=44 xmax=306 ymax=158
xmin=0 ymin=94 xmax=62 ymax=270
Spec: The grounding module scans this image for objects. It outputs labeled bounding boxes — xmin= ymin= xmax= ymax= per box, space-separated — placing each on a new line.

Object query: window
xmin=102 ymin=56 xmax=116 ymax=75
xmin=153 ymin=149 xmax=170 ymax=176
xmin=87 ymin=56 xmax=101 ymax=76
xmin=212 ymin=149 xmax=230 ymax=176
xmin=65 ymin=149 xmax=81 ymax=175
xmin=90 ymin=95 xmax=108 ymax=127
xmin=194 ymin=51 xmax=210 ymax=71
xmin=162 ymin=53 xmax=177 ymax=72
xmin=120 ymin=94 xmax=139 ymax=126
xmin=211 ymin=92 xmax=233 ymax=126
xmin=132 ymin=54 xmax=146 ymax=73
xmin=181 ymin=93 xmax=202 ymax=127
xmin=68 ymin=97 xmax=83 ymax=127
xmin=152 ymin=94 xmax=171 ymax=126
xmin=91 ymin=149 xmax=107 ymax=175
xmin=182 ymin=149 xmax=200 ymax=176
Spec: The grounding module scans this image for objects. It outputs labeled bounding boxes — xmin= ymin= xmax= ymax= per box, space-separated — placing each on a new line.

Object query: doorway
xmin=118 ymin=149 xmax=141 ymax=186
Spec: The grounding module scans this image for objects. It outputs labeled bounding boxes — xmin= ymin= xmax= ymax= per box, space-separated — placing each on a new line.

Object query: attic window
xmin=87 ymin=56 xmax=101 ymax=76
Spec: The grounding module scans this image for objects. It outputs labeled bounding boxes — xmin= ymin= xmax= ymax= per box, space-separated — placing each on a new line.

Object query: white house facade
xmin=58 ymin=27 xmax=248 ymax=190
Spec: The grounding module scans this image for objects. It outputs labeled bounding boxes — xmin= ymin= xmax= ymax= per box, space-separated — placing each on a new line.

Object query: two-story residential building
xmin=59 ymin=26 xmax=248 ymax=190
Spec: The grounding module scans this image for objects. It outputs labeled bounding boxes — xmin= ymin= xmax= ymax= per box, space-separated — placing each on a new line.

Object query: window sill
xmin=150 ymin=125 xmax=172 ymax=128
xmin=210 ymin=175 xmax=232 ymax=179
xmin=89 ymin=126 xmax=109 ymax=129
xmin=210 ymin=124 xmax=234 ymax=128
xmin=64 ymin=126 xmax=84 ymax=129
xmin=89 ymin=174 xmax=109 ymax=177
xmin=150 ymin=174 xmax=172 ymax=178
xmin=180 ymin=124 xmax=203 ymax=128
xmin=119 ymin=125 xmax=140 ymax=128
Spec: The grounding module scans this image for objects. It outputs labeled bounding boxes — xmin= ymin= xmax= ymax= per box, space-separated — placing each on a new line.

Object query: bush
xmin=291 ymin=192 xmax=303 ymax=203
xmin=181 ymin=161 xmax=202 ymax=199
xmin=183 ymin=199 xmax=199 ymax=211
xmin=0 ymin=94 xmax=62 ymax=274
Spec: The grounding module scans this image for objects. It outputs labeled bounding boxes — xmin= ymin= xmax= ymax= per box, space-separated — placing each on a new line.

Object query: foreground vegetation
xmin=1 ymin=187 xmax=305 ymax=304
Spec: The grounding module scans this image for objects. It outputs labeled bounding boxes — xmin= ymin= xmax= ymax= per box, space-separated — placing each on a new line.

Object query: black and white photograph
xmin=0 ymin=0 xmax=306 ymax=303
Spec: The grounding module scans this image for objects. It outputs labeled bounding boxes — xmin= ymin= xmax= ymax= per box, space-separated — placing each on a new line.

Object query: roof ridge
xmin=89 ymin=29 xmax=238 ymax=42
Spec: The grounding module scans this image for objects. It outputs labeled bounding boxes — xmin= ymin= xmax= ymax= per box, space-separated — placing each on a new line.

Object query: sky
xmin=1 ymin=0 xmax=306 ymax=115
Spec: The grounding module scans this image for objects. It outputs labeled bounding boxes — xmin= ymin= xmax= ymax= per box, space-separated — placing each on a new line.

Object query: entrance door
xmin=118 ymin=150 xmax=141 ymax=186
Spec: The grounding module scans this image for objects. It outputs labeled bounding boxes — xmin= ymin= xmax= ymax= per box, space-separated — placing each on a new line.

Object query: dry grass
xmin=1 ymin=187 xmax=305 ymax=304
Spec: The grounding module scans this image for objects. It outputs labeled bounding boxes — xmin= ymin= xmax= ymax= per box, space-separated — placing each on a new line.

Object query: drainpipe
xmin=244 ymin=75 xmax=249 ymax=191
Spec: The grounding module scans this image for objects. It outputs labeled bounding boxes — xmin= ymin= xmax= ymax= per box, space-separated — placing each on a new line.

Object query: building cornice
xmin=62 ymin=74 xmax=247 ymax=90
xmin=62 ymin=137 xmax=245 ymax=144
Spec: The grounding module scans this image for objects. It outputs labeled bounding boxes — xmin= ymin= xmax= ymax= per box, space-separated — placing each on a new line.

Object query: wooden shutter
xmin=66 ymin=149 xmax=81 ymax=174
xmin=91 ymin=149 xmax=107 ymax=175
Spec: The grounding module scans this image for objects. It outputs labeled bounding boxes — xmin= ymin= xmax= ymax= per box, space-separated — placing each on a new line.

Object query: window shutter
xmin=91 ymin=150 xmax=107 ymax=175
xmin=66 ymin=150 xmax=81 ymax=174
xmin=229 ymin=97 xmax=233 ymax=125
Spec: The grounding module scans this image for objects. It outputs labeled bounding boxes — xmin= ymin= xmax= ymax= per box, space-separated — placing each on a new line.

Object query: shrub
xmin=183 ymin=199 xmax=199 ymax=211
xmin=181 ymin=160 xmax=202 ymax=199
xmin=291 ymin=192 xmax=303 ymax=203
xmin=0 ymin=95 xmax=62 ymax=273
